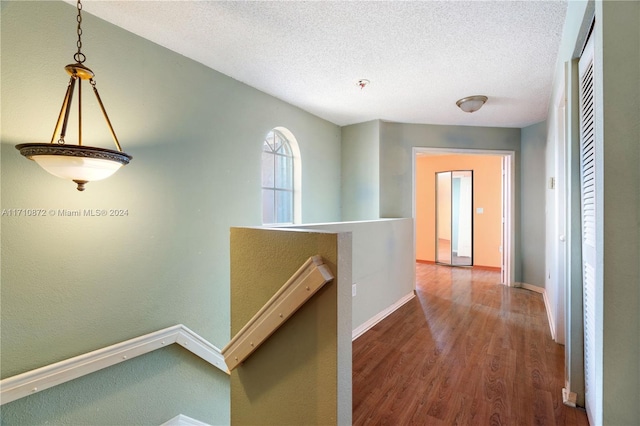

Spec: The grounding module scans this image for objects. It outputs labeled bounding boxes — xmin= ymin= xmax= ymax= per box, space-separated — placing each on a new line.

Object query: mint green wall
xmin=520 ymin=122 xmax=546 ymax=289
xmin=0 ymin=2 xmax=340 ymax=424
xmin=340 ymin=121 xmax=380 ymax=220
xmin=596 ymin=1 xmax=639 ymax=423
xmin=378 ymin=121 xmax=524 ymax=281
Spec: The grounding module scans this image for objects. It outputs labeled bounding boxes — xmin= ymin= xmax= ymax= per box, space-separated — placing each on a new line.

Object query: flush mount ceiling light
xmin=456 ymin=95 xmax=488 ymax=113
xmin=16 ymin=0 xmax=131 ymax=192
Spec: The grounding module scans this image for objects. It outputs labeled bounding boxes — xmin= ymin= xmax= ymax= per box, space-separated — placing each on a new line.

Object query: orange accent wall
xmin=416 ymin=154 xmax=502 ymax=268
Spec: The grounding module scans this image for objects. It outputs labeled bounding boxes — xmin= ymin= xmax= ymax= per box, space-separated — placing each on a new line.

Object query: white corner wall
xmin=284 ymin=218 xmax=415 ymax=337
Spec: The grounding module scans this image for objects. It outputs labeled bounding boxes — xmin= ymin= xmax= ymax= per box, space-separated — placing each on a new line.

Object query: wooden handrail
xmin=222 ymin=255 xmax=334 ymax=371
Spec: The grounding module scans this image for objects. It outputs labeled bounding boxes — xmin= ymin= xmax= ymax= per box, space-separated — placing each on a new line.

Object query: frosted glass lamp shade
xmin=456 ymin=95 xmax=488 ymax=113
xmin=34 ymin=155 xmax=123 ymax=180
xmin=16 ymin=143 xmax=132 ymax=191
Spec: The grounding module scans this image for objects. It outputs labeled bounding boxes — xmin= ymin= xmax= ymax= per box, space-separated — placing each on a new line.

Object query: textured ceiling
xmin=72 ymin=0 xmax=568 ymax=128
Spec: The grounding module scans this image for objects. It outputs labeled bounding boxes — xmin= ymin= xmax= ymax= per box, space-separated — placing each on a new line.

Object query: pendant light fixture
xmin=16 ymin=0 xmax=131 ymax=191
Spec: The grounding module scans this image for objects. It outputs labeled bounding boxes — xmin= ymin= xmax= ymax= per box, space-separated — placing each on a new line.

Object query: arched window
xmin=261 ymin=128 xmax=300 ymax=224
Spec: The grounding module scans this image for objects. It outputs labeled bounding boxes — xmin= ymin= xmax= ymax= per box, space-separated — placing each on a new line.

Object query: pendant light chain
xmin=74 ymin=0 xmax=86 ymax=64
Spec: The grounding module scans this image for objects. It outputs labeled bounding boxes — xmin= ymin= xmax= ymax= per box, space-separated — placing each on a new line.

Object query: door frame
xmin=412 ymin=147 xmax=515 ymax=286
xmin=552 ymin=77 xmax=567 ymax=346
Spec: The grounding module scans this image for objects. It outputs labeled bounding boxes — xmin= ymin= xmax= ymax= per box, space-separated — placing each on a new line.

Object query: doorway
xmin=412 ymin=148 xmax=515 ymax=286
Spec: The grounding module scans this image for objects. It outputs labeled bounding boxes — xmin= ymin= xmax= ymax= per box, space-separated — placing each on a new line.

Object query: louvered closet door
xmin=579 ymin=32 xmax=600 ymax=425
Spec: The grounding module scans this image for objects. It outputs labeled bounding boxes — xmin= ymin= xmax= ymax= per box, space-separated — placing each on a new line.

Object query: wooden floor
xmin=353 ymin=263 xmax=589 ymax=425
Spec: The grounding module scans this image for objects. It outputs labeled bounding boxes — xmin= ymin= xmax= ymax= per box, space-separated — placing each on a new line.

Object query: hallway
xmin=352 ymin=263 xmax=589 ymax=425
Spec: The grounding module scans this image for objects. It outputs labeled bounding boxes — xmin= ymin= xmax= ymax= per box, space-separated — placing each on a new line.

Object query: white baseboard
xmin=352 ymin=292 xmax=415 ymax=341
xmin=161 ymin=414 xmax=211 ymax=426
xmin=517 ymin=282 xmax=543 ymax=293
xmin=542 ymin=290 xmax=556 ymax=341
xmin=562 ymin=388 xmax=577 ymax=407
xmin=518 ymin=283 xmax=556 ymax=341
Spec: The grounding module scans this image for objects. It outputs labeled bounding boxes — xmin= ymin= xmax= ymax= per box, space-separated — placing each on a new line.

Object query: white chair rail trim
xmin=0 ymin=324 xmax=229 ymax=405
xmin=161 ymin=414 xmax=212 ymax=426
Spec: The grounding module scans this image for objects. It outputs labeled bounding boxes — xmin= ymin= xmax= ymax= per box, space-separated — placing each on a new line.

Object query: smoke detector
xmin=357 ymin=79 xmax=370 ymax=89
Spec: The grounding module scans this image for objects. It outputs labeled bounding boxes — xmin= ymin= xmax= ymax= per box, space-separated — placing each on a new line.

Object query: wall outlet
xmin=352 ymin=284 xmax=357 ymax=297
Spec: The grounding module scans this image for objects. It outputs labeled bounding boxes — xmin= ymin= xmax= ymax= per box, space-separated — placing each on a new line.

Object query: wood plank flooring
xmin=353 ymin=263 xmax=589 ymax=425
